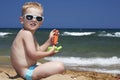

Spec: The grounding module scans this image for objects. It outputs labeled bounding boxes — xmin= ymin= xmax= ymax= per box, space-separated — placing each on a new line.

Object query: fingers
xmin=49 ymin=29 xmax=55 ymax=38
xmin=49 ymin=45 xmax=55 ymax=52
xmin=51 ymin=29 xmax=59 ymax=45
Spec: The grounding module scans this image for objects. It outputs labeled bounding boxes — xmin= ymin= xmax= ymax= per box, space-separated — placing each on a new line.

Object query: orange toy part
xmin=52 ymin=29 xmax=59 ymax=45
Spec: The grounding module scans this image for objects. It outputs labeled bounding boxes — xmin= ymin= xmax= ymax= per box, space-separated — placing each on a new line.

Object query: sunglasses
xmin=24 ymin=14 xmax=44 ymax=22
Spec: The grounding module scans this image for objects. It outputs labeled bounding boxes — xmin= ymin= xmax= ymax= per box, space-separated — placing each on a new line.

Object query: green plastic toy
xmin=47 ymin=46 xmax=62 ymax=52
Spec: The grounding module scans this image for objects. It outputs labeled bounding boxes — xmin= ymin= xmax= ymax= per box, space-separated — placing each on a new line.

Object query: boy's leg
xmin=32 ymin=61 xmax=65 ymax=80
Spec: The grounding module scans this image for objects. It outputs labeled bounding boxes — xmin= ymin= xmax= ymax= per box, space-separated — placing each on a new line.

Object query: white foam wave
xmin=45 ymin=56 xmax=120 ymax=74
xmin=0 ymin=32 xmax=12 ymax=37
xmin=98 ymin=32 xmax=120 ymax=37
xmin=62 ymin=31 xmax=120 ymax=37
xmin=45 ymin=56 xmax=120 ymax=66
xmin=78 ymin=67 xmax=120 ymax=74
xmin=62 ymin=32 xmax=95 ymax=36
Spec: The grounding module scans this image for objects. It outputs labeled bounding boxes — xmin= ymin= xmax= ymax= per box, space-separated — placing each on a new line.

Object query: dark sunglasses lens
xmin=26 ymin=15 xmax=33 ymax=20
xmin=36 ymin=17 xmax=43 ymax=21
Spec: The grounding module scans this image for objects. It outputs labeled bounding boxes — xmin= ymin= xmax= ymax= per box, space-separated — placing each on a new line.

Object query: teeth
xmin=30 ymin=23 xmax=36 ymax=26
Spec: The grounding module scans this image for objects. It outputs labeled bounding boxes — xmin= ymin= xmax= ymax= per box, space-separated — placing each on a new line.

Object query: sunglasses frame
xmin=24 ymin=14 xmax=44 ymax=22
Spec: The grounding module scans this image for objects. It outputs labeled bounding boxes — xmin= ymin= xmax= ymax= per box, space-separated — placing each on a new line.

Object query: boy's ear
xmin=19 ymin=16 xmax=24 ymax=24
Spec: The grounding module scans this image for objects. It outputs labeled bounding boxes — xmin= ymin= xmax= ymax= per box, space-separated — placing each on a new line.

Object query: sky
xmin=0 ymin=0 xmax=120 ymax=29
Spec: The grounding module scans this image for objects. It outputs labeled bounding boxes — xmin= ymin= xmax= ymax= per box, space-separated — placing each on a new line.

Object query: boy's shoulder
xmin=19 ymin=29 xmax=33 ymax=35
xmin=17 ymin=29 xmax=33 ymax=38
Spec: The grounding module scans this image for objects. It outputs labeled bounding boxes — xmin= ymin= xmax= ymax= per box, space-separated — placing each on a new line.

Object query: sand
xmin=0 ymin=56 xmax=119 ymax=80
xmin=0 ymin=65 xmax=120 ymax=80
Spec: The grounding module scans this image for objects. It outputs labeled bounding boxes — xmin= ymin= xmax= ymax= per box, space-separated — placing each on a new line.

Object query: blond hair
xmin=22 ymin=2 xmax=43 ymax=16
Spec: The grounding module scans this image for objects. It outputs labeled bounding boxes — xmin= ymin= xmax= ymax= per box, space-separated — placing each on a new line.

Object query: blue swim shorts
xmin=24 ymin=64 xmax=38 ymax=80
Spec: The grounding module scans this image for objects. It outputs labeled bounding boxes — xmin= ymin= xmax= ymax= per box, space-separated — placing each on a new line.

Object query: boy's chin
xmin=29 ymin=26 xmax=39 ymax=30
xmin=23 ymin=25 xmax=39 ymax=31
xmin=24 ymin=27 xmax=38 ymax=31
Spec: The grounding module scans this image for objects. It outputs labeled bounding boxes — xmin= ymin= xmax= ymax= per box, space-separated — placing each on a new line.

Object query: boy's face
xmin=20 ymin=7 xmax=43 ymax=31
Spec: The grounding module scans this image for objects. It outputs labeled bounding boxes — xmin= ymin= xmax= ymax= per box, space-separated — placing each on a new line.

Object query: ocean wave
xmin=45 ymin=56 xmax=120 ymax=74
xmin=45 ymin=56 xmax=120 ymax=66
xmin=0 ymin=32 xmax=12 ymax=37
xmin=98 ymin=32 xmax=120 ymax=37
xmin=77 ymin=67 xmax=120 ymax=74
xmin=62 ymin=32 xmax=95 ymax=36
xmin=61 ymin=31 xmax=120 ymax=38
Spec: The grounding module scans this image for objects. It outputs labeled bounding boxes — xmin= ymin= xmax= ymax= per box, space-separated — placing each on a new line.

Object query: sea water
xmin=1 ymin=28 xmax=120 ymax=74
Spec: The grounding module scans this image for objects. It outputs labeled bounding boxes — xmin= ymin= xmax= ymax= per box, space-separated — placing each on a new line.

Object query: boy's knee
xmin=55 ymin=62 xmax=65 ymax=73
xmin=32 ymin=74 xmax=41 ymax=80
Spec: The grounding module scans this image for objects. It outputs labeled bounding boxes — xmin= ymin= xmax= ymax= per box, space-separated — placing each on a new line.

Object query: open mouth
xmin=30 ymin=23 xmax=37 ymax=27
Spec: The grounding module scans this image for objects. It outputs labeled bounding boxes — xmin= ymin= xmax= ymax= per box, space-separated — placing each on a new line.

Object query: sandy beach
xmin=0 ymin=56 xmax=119 ymax=80
xmin=0 ymin=64 xmax=119 ymax=80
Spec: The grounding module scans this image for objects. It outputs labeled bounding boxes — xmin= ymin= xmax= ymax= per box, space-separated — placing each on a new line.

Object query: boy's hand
xmin=48 ymin=29 xmax=55 ymax=45
xmin=48 ymin=45 xmax=58 ymax=56
xmin=49 ymin=29 xmax=55 ymax=40
xmin=49 ymin=29 xmax=59 ymax=45
xmin=52 ymin=29 xmax=59 ymax=45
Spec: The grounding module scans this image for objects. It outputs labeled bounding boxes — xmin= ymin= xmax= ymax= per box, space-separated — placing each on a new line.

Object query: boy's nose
xmin=32 ymin=18 xmax=37 ymax=21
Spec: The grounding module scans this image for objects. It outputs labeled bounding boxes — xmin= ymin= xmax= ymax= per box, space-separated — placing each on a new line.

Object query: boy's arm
xmin=23 ymin=31 xmax=56 ymax=60
xmin=38 ymin=38 xmax=51 ymax=51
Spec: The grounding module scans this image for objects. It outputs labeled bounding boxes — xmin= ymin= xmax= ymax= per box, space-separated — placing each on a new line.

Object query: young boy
xmin=10 ymin=2 xmax=64 ymax=80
